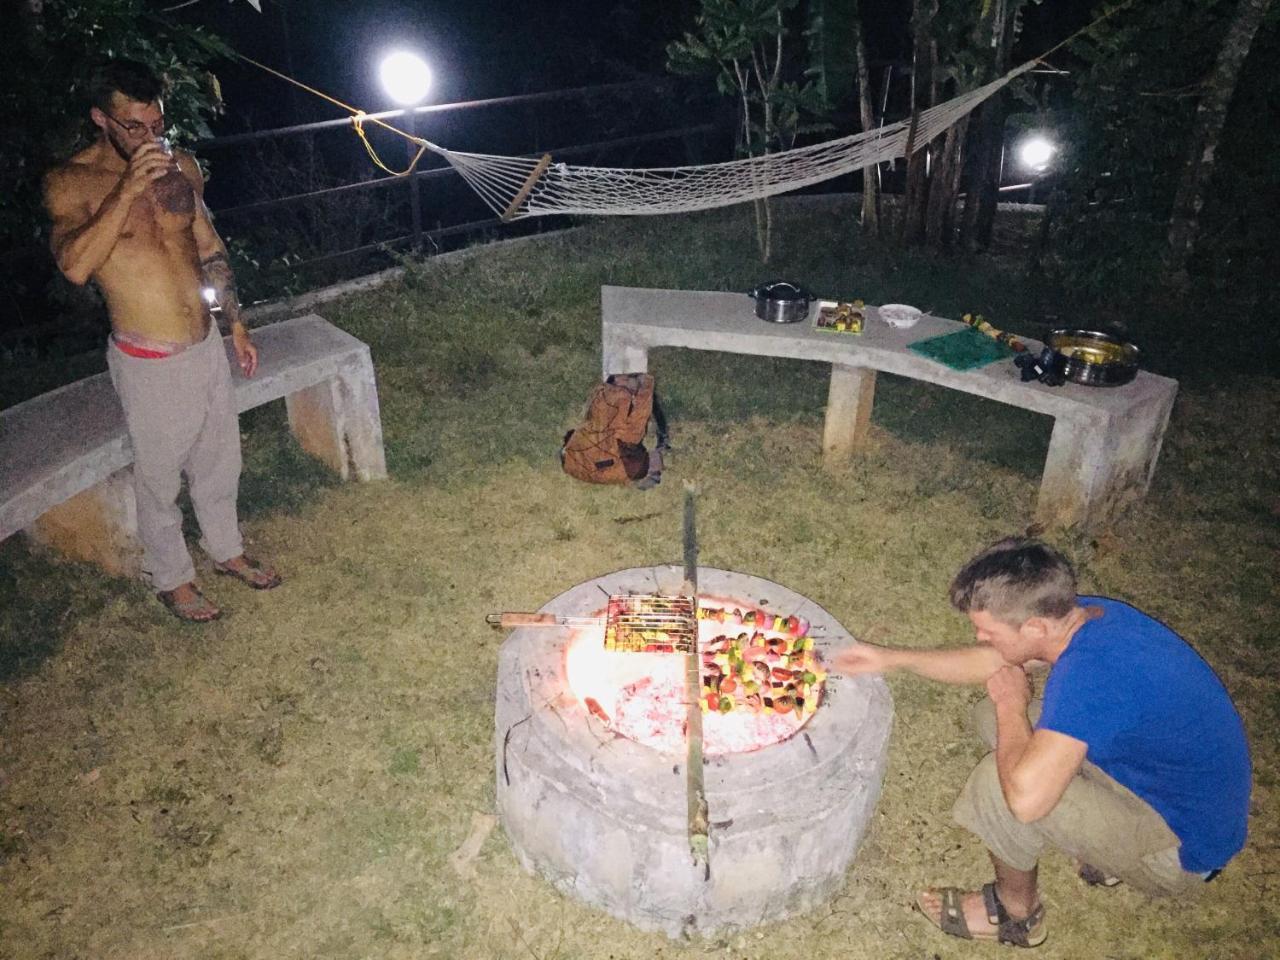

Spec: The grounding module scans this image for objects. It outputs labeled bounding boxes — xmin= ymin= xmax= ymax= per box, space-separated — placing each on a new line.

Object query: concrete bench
xmin=601 ymin=286 xmax=1178 ymax=533
xmin=0 ymin=313 xmax=386 ymax=576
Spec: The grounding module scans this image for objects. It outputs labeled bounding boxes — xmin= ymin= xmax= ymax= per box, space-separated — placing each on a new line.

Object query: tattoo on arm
xmin=200 ymin=252 xmax=244 ymax=332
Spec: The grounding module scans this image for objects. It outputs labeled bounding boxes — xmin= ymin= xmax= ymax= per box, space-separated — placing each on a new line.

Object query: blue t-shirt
xmin=1037 ymin=597 xmax=1251 ymax=873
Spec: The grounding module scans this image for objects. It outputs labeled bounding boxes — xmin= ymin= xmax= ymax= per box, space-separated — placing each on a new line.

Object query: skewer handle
xmin=486 ymin=612 xmax=561 ymax=628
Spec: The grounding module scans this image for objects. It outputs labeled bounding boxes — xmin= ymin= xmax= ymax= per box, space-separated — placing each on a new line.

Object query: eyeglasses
xmin=104 ymin=113 xmax=166 ymax=138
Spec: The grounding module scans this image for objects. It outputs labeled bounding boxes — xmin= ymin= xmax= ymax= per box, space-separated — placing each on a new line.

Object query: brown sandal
xmin=1078 ymin=863 xmax=1122 ymax=887
xmin=213 ymin=556 xmax=282 ymax=590
xmin=920 ymin=882 xmax=1047 ymax=948
xmin=157 ymin=583 xmax=221 ymax=623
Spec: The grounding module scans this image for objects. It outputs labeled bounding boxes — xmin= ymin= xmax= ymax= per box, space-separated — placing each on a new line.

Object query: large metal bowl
xmin=1044 ymin=329 xmax=1140 ymax=387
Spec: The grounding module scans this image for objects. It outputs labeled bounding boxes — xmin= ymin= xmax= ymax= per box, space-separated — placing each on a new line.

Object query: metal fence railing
xmin=194 ymin=78 xmax=725 ymax=277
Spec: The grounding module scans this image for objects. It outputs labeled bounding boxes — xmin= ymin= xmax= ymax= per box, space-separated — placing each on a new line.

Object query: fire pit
xmin=494 ymin=564 xmax=893 ymax=937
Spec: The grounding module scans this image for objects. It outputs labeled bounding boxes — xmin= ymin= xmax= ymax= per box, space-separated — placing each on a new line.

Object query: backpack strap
xmin=651 ymin=390 xmax=669 ymax=451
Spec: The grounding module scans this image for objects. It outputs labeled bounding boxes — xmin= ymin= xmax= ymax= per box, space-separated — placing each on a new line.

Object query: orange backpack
xmin=560 ymin=373 xmax=668 ymax=487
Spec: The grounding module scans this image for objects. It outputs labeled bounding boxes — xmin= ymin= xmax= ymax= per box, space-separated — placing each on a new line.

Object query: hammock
xmin=432 ymin=61 xmax=1036 ymax=222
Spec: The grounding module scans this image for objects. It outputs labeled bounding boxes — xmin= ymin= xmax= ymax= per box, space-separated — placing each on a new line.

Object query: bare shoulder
xmin=176 ymin=150 xmax=207 ymax=193
xmin=43 ymin=147 xmax=109 ymax=209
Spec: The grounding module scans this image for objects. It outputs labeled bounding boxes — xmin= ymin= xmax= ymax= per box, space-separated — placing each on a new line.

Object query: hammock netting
xmin=429 ymin=63 xmax=1034 ymax=221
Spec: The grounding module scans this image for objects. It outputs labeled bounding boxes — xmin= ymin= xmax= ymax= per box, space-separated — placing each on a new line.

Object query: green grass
xmin=0 ymin=200 xmax=1276 ymax=959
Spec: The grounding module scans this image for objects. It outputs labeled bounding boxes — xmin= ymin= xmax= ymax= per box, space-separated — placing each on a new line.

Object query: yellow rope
xmin=235 ymin=53 xmax=433 ymax=177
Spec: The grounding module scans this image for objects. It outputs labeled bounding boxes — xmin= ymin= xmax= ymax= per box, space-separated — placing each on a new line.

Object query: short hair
xmin=948 ymin=537 xmax=1077 ymax=626
xmin=88 ymin=60 xmax=167 ymax=112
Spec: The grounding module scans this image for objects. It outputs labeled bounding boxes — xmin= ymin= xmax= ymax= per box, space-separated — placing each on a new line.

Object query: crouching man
xmin=43 ymin=60 xmax=281 ymax=621
xmin=834 ymin=537 xmax=1250 ymax=949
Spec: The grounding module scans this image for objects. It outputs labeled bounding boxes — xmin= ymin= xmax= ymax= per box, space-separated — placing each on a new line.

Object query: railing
xmin=194 ymin=78 xmax=725 ymax=278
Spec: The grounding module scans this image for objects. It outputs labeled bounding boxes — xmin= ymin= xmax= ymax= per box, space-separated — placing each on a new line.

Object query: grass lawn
xmin=0 ymin=200 xmax=1276 ymax=959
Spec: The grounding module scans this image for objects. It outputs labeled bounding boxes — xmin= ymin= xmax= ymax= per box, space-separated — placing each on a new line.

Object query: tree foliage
xmin=1051 ymin=0 xmax=1279 ymax=297
xmin=1 ymin=0 xmax=231 ymax=268
xmin=666 ymin=0 xmax=836 ymax=259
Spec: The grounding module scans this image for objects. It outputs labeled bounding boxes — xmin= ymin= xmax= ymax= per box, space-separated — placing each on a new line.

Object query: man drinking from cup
xmin=42 ymin=59 xmax=281 ymax=622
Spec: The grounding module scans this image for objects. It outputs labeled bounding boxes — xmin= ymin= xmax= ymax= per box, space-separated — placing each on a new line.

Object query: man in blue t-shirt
xmin=834 ymin=537 xmax=1251 ymax=949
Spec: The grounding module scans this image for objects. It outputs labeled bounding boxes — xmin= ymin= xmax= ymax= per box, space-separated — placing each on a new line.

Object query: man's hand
xmin=232 ymin=325 xmax=258 ymax=378
xmin=986 ymin=664 xmax=1032 ymax=712
xmin=120 ymin=141 xmax=177 ymax=200
xmin=832 ymin=642 xmax=897 ymax=676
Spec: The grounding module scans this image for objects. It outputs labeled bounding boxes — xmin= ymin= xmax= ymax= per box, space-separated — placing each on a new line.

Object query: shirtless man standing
xmin=43 ymin=59 xmax=281 ymax=622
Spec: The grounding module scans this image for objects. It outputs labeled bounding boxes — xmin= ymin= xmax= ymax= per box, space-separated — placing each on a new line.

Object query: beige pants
xmin=952 ymin=698 xmax=1208 ymax=897
xmin=107 ymin=325 xmax=243 ymax=591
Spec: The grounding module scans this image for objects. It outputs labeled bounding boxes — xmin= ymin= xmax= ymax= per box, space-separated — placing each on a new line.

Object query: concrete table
xmin=1 ymin=313 xmax=386 ymax=577
xmin=601 ymin=286 xmax=1178 ymax=532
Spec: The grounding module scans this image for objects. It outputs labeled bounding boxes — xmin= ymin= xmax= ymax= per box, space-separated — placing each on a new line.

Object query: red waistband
xmin=113 ymin=338 xmax=176 ymax=359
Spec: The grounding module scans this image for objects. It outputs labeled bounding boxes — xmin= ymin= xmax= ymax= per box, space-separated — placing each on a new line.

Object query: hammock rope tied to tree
xmin=237 ymin=52 xmax=1039 ymax=223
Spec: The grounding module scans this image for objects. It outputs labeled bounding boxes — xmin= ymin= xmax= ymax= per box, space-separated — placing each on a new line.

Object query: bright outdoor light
xmin=201 ymin=287 xmax=217 ymax=305
xmin=379 ymin=51 xmax=432 ymax=105
xmin=1017 ymin=135 xmax=1056 ymax=173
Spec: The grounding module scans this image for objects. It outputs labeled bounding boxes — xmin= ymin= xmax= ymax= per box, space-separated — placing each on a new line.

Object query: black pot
xmin=748 ymin=280 xmax=814 ymax=324
xmin=1042 ymin=329 xmax=1140 ymax=387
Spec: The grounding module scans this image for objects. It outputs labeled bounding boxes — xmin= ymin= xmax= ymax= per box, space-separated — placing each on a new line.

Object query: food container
xmin=1042 ymin=329 xmax=1140 ymax=387
xmin=877 ymin=303 xmax=923 ymax=329
xmin=748 ymin=280 xmax=815 ymax=324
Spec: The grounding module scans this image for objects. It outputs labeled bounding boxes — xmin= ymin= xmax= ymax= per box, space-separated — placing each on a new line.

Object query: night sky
xmin=181 ymin=1 xmax=1096 ymax=136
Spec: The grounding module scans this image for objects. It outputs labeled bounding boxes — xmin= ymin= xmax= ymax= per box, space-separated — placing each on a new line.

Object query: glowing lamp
xmin=1018 ymin=135 xmax=1055 ymax=173
xmin=379 ymin=51 xmax=432 ymax=106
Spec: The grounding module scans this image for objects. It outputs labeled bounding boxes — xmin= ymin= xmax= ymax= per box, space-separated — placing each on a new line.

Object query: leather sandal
xmin=1078 ymin=863 xmax=1122 ymax=887
xmin=213 ymin=556 xmax=282 ymax=590
xmin=157 ymin=583 xmax=221 ymax=623
xmin=919 ymin=882 xmax=1047 ymax=948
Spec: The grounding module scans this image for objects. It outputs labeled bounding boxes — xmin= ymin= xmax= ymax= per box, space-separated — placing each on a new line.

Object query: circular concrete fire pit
xmin=494 ymin=565 xmax=893 ymax=938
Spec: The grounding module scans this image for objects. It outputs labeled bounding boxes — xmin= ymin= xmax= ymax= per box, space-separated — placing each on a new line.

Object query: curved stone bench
xmin=0 ymin=314 xmax=386 ymax=576
xmin=601 ymin=286 xmax=1179 ymax=533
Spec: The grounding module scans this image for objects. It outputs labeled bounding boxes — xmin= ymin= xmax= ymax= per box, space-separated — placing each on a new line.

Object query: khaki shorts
xmin=952 ymin=698 xmax=1210 ymax=897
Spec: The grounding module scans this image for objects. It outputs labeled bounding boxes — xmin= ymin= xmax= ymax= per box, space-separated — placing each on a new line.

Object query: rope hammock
xmin=235 ymin=52 xmax=1041 ymax=223
xmin=439 ymin=61 xmax=1036 ymax=221
xmin=234 ymin=0 xmax=1141 ymax=225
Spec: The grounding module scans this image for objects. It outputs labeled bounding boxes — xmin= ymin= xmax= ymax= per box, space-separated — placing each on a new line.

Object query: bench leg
xmin=1036 ymin=390 xmax=1175 ymax=532
xmin=602 ymin=331 xmax=650 ymax=378
xmin=822 ymin=365 xmax=877 ymax=468
xmin=285 ymin=350 xmax=388 ymax=482
xmin=23 ymin=468 xmax=143 ymax=578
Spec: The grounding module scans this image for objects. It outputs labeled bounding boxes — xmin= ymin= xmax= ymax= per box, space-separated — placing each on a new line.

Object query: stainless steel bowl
xmin=1044 ymin=329 xmax=1140 ymax=387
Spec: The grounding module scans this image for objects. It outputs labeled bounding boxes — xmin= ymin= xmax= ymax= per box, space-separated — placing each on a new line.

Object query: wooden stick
xmin=500 ymin=153 xmax=553 ymax=222
xmin=681 ymin=484 xmax=709 ymax=870
xmin=486 ymin=612 xmax=561 ymax=628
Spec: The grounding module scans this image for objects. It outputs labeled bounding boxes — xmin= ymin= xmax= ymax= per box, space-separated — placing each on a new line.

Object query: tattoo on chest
xmin=152 ymin=171 xmax=196 ymax=215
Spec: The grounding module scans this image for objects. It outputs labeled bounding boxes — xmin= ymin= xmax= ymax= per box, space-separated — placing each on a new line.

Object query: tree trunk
xmin=959 ymin=98 xmax=1007 ymax=250
xmin=926 ymin=117 xmax=969 ymax=247
xmin=899 ymin=0 xmax=936 ymax=244
xmin=1165 ymin=0 xmax=1272 ymax=286
xmin=959 ymin=0 xmax=1020 ymax=251
xmin=853 ymin=2 xmax=879 ymax=235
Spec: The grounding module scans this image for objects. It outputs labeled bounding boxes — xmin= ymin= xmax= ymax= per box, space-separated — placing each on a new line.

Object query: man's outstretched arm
xmin=834 ymin=641 xmax=1009 ymax=686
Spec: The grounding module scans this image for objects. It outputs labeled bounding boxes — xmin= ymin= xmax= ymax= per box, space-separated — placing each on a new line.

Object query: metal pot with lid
xmin=748 ymin=280 xmax=815 ymax=324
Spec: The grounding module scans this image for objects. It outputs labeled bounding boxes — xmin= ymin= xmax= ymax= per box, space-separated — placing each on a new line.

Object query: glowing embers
xmin=602 ymin=594 xmax=696 ymax=653
xmin=566 ymin=594 xmax=826 ymax=756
